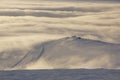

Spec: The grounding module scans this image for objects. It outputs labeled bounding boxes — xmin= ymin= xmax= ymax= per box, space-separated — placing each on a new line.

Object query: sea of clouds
xmin=0 ymin=0 xmax=120 ymax=69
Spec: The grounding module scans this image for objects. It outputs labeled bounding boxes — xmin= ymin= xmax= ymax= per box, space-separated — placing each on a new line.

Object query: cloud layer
xmin=0 ymin=0 xmax=120 ymax=70
xmin=0 ymin=1 xmax=120 ymax=43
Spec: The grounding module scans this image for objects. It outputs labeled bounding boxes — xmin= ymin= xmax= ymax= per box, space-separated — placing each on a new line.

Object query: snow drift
xmin=1 ymin=69 xmax=120 ymax=80
xmin=0 ymin=36 xmax=120 ymax=70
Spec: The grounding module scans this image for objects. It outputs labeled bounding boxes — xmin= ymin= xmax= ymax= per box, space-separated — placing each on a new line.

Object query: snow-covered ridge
xmin=0 ymin=36 xmax=120 ymax=70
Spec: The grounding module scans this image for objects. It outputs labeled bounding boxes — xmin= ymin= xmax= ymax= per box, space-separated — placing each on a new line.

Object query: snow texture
xmin=0 ymin=36 xmax=120 ymax=70
xmin=0 ymin=69 xmax=120 ymax=80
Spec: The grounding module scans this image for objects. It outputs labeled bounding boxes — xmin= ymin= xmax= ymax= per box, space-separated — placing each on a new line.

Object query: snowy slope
xmin=0 ymin=69 xmax=120 ymax=80
xmin=29 ymin=36 xmax=120 ymax=69
xmin=0 ymin=36 xmax=120 ymax=70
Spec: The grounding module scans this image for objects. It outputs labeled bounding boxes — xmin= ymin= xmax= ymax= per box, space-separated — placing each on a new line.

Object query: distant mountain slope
xmin=0 ymin=36 xmax=120 ymax=70
xmin=29 ymin=36 xmax=120 ymax=69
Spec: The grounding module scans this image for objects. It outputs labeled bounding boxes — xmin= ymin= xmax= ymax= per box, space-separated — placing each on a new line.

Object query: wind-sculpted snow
xmin=1 ymin=69 xmax=120 ymax=80
xmin=0 ymin=36 xmax=120 ymax=70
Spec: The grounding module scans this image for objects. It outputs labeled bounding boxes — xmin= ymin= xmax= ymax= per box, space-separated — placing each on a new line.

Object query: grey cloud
xmin=0 ymin=11 xmax=80 ymax=18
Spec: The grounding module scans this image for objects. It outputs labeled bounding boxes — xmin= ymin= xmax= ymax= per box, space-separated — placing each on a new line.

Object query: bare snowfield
xmin=0 ymin=0 xmax=120 ymax=79
xmin=0 ymin=69 xmax=120 ymax=80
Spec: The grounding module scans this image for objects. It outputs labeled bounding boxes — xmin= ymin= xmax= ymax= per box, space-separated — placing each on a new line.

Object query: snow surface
xmin=0 ymin=69 xmax=120 ymax=80
xmin=0 ymin=36 xmax=120 ymax=70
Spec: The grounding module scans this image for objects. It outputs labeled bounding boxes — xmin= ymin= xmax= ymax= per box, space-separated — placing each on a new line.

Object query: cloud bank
xmin=0 ymin=0 xmax=120 ymax=70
